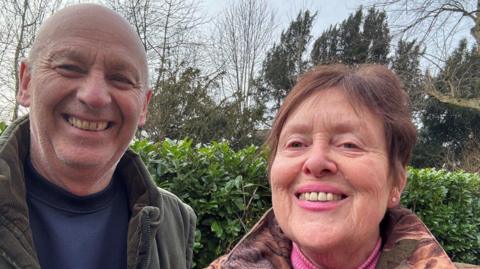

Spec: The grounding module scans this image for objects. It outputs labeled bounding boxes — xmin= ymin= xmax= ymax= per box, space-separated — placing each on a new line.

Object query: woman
xmin=208 ymin=64 xmax=461 ymax=268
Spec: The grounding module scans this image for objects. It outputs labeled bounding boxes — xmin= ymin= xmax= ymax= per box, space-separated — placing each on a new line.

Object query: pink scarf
xmin=291 ymin=238 xmax=381 ymax=269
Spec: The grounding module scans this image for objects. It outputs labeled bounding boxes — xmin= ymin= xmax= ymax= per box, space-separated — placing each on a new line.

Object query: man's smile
xmin=65 ymin=115 xmax=110 ymax=131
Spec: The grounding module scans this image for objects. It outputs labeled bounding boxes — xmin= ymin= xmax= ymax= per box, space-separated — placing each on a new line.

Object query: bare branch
xmin=212 ymin=0 xmax=275 ymax=113
xmin=424 ymin=75 xmax=480 ymax=111
xmin=0 ymin=0 xmax=62 ymax=121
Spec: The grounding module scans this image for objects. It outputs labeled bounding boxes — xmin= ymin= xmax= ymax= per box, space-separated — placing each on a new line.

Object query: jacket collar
xmin=0 ymin=115 xmax=38 ymax=268
xmin=216 ymin=207 xmax=455 ymax=269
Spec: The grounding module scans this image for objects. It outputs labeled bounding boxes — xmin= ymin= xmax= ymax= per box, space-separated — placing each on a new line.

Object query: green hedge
xmin=130 ymin=139 xmax=272 ymax=268
xmin=131 ymin=138 xmax=479 ymax=267
xmin=402 ymin=168 xmax=480 ymax=263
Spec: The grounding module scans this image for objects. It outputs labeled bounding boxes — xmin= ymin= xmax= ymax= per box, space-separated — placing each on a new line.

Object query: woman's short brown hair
xmin=265 ymin=64 xmax=417 ymax=184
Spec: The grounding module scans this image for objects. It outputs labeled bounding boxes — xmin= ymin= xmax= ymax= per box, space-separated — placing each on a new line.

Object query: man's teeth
xmin=67 ymin=117 xmax=108 ymax=131
xmin=299 ymin=192 xmax=343 ymax=202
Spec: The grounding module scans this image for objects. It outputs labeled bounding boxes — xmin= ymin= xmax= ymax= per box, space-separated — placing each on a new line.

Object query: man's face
xmin=18 ymin=8 xmax=151 ymax=183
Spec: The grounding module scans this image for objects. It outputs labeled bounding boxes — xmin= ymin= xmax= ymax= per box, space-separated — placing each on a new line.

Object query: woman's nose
xmin=302 ymin=145 xmax=337 ymax=177
xmin=77 ymin=72 xmax=111 ymax=109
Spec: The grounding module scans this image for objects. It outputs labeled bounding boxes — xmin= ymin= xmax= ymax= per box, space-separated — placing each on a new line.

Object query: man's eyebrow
xmin=46 ymin=48 xmax=92 ymax=66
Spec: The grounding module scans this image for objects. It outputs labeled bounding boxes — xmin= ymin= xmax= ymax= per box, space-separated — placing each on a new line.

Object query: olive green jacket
xmin=208 ymin=208 xmax=478 ymax=269
xmin=0 ymin=116 xmax=196 ymax=269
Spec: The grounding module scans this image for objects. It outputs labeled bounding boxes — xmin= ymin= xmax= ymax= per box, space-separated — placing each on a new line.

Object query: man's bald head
xmin=17 ymin=3 xmax=153 ymax=196
xmin=29 ymin=3 xmax=148 ymax=86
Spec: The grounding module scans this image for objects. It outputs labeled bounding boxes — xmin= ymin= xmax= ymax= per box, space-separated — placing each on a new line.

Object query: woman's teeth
xmin=298 ymin=192 xmax=343 ymax=202
xmin=68 ymin=116 xmax=108 ymax=131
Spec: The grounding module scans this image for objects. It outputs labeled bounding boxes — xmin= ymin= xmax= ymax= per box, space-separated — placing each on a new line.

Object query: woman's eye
xmin=341 ymin=142 xmax=359 ymax=149
xmin=288 ymin=141 xmax=304 ymax=148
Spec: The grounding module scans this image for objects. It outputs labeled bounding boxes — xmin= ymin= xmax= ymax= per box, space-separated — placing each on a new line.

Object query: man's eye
xmin=109 ymin=74 xmax=134 ymax=86
xmin=57 ymin=64 xmax=84 ymax=73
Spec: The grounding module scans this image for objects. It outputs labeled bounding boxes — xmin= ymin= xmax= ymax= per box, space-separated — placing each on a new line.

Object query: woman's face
xmin=270 ymin=88 xmax=404 ymax=265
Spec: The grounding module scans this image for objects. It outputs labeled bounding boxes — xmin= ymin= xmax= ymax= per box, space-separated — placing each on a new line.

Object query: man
xmin=0 ymin=4 xmax=196 ymax=269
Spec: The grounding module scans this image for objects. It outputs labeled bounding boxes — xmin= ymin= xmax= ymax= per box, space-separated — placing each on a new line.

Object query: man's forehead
xmin=43 ymin=46 xmax=143 ymax=83
xmin=47 ymin=45 xmax=140 ymax=66
xmin=31 ymin=4 xmax=147 ymax=67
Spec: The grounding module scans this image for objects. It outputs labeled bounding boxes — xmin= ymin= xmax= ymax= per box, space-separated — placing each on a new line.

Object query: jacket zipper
xmin=139 ymin=212 xmax=152 ymax=269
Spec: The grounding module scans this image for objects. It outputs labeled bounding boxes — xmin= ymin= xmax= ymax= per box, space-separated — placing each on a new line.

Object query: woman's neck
xmin=291 ymin=237 xmax=382 ymax=269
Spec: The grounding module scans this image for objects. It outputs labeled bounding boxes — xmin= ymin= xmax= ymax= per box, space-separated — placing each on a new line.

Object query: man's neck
xmin=30 ymin=156 xmax=116 ymax=196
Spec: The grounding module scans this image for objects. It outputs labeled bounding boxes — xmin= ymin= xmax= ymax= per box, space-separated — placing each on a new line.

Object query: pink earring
xmin=391 ymin=197 xmax=397 ymax=203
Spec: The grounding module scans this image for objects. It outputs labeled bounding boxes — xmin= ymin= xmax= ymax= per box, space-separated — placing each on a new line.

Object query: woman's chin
xmin=289 ymin=224 xmax=345 ymax=253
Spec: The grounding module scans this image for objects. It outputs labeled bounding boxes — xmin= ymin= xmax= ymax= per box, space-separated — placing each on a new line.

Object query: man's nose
xmin=77 ymin=72 xmax=111 ymax=109
xmin=302 ymin=145 xmax=338 ymax=178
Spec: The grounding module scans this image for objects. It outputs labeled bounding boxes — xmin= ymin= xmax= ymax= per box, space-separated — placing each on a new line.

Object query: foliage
xmin=142 ymin=67 xmax=221 ymax=143
xmin=402 ymin=168 xmax=480 ymax=264
xmin=311 ymin=7 xmax=390 ymax=65
xmin=412 ymin=40 xmax=480 ymax=171
xmin=434 ymin=40 xmax=480 ymax=100
xmin=260 ymin=10 xmax=316 ymax=112
xmin=131 ymin=139 xmax=479 ymax=267
xmin=130 ymin=139 xmax=271 ymax=268
xmin=391 ymin=39 xmax=424 ymax=112
xmin=0 ymin=121 xmax=7 ymax=135
xmin=378 ymin=0 xmax=479 ymax=112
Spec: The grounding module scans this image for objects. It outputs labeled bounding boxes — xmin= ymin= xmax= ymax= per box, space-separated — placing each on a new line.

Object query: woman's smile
xmin=270 ymin=88 xmax=394 ymax=265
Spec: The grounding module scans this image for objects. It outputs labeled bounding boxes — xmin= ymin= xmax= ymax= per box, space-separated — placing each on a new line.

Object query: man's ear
xmin=18 ymin=60 xmax=32 ymax=107
xmin=138 ymin=88 xmax=152 ymax=127
xmin=388 ymin=165 xmax=407 ymax=208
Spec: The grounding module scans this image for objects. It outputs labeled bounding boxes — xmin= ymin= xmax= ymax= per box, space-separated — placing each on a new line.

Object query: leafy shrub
xmin=130 ymin=139 xmax=271 ymax=268
xmin=402 ymin=168 xmax=480 ymax=264
xmin=131 ymin=139 xmax=480 ymax=267
xmin=0 ymin=121 xmax=7 ymax=136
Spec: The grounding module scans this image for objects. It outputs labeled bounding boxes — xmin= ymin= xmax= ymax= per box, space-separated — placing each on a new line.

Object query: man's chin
xmin=57 ymin=151 xmax=116 ymax=170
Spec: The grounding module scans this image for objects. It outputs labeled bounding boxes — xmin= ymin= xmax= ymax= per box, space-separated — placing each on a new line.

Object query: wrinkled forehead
xmin=285 ymin=89 xmax=371 ymax=128
xmin=31 ymin=4 xmax=148 ymax=80
xmin=287 ymin=87 xmax=364 ymax=119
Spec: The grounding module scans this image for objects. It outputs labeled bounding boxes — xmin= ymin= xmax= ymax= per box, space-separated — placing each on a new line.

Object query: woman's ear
xmin=388 ymin=166 xmax=407 ymax=208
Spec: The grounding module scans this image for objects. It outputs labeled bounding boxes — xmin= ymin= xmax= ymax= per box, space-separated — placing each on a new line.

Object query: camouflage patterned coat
xmin=207 ymin=207 xmax=478 ymax=269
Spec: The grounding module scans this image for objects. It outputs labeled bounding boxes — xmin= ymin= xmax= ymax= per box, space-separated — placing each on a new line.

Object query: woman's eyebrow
xmin=285 ymin=118 xmax=369 ymax=137
xmin=281 ymin=122 xmax=311 ymax=135
xmin=331 ymin=121 xmax=360 ymax=133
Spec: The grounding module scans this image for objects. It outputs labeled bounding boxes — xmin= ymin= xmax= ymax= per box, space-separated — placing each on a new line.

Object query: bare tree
xmin=425 ymin=72 xmax=480 ymax=111
xmin=106 ymin=0 xmax=210 ymax=140
xmin=0 ymin=0 xmax=62 ymax=122
xmin=106 ymin=0 xmax=205 ymax=89
xmin=212 ymin=0 xmax=275 ymax=113
xmin=377 ymin=0 xmax=479 ymax=112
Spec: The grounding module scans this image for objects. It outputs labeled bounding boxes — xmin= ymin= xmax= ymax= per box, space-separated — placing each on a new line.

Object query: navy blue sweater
xmin=25 ymin=160 xmax=130 ymax=269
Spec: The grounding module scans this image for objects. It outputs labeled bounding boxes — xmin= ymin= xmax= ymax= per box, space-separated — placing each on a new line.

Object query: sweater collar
xmin=291 ymin=237 xmax=381 ymax=269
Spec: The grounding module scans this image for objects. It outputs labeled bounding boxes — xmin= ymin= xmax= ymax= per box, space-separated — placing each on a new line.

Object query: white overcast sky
xmin=200 ymin=0 xmax=474 ymax=64
xmin=202 ymin=0 xmax=365 ymax=39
